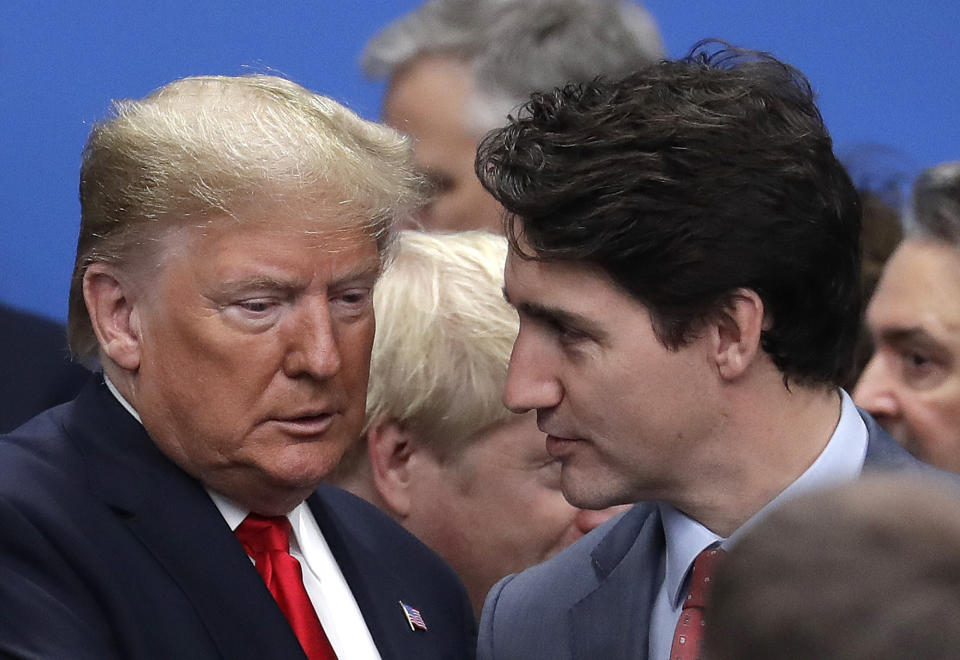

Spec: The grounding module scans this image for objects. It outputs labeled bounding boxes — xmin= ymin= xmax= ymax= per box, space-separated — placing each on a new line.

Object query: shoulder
xmin=311 ymin=483 xmax=466 ymax=587
xmin=0 ymin=304 xmax=88 ymax=433
xmin=860 ymin=409 xmax=960 ymax=490
xmin=310 ymin=484 xmax=477 ymax=658
xmin=478 ymin=503 xmax=656 ymax=658
xmin=0 ymin=403 xmax=83 ymax=499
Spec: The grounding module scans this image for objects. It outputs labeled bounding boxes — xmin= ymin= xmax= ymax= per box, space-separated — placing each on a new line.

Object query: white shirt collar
xmin=104 ymin=374 xmax=142 ymax=424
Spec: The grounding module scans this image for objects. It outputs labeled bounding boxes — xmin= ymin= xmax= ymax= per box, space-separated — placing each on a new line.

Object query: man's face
xmin=854 ymin=238 xmax=960 ymax=473
xmin=383 ymin=55 xmax=504 ymax=233
xmin=501 ymin=248 xmax=718 ymax=510
xmin=129 ymin=198 xmax=379 ymax=512
xmin=406 ymin=412 xmax=628 ymax=616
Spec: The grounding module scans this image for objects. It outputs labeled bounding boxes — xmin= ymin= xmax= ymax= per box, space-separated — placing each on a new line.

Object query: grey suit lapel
xmin=860 ymin=407 xmax=938 ymax=473
xmin=570 ymin=504 xmax=663 ymax=660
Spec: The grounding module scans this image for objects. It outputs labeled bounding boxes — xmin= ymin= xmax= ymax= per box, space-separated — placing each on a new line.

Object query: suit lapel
xmin=307 ymin=490 xmax=412 ymax=660
xmin=570 ymin=504 xmax=663 ymax=660
xmin=73 ymin=378 xmax=307 ymax=660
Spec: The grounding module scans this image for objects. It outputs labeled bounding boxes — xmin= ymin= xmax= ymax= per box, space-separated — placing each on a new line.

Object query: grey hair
xmin=363 ymin=0 xmax=665 ymax=133
xmin=904 ymin=161 xmax=960 ymax=246
xmin=70 ymin=74 xmax=422 ymax=358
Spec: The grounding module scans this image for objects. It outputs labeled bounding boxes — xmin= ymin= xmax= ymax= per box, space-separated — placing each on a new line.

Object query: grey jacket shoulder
xmin=478 ymin=503 xmax=659 ymax=660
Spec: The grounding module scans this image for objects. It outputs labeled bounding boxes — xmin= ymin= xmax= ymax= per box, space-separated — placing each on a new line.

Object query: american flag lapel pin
xmin=400 ymin=601 xmax=428 ymax=631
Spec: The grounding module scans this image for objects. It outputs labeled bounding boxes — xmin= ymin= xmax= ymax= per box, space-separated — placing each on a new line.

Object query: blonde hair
xmin=365 ymin=230 xmax=516 ymax=459
xmin=70 ymin=74 xmax=422 ymax=357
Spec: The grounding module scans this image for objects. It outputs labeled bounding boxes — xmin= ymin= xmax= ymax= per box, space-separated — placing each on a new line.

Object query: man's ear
xmin=366 ymin=418 xmax=419 ymax=518
xmin=712 ymin=288 xmax=767 ymax=381
xmin=82 ymin=263 xmax=142 ymax=371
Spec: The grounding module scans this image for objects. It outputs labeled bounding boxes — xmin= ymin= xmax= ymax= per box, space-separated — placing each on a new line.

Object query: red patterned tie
xmin=235 ymin=514 xmax=338 ymax=660
xmin=669 ymin=546 xmax=724 ymax=660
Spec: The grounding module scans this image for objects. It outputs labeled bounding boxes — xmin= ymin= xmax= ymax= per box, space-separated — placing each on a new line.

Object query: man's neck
xmin=670 ymin=380 xmax=842 ymax=537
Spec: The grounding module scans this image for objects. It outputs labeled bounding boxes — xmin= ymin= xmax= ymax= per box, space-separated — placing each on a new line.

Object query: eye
xmin=222 ymin=298 xmax=283 ymax=330
xmin=338 ymin=290 xmax=369 ymax=305
xmin=237 ymin=300 xmax=274 ymax=314
xmin=550 ymin=319 xmax=588 ymax=344
xmin=330 ymin=287 xmax=373 ymax=318
xmin=898 ymin=348 xmax=945 ymax=388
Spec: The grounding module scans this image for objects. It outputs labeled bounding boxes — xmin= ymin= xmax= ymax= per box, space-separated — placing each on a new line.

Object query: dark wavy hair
xmin=476 ymin=40 xmax=861 ymax=386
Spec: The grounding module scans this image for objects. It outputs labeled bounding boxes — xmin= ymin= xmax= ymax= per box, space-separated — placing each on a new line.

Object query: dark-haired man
xmin=473 ymin=43 xmax=947 ymax=660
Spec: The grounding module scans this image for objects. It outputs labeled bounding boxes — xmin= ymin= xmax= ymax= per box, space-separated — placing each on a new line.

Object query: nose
xmin=282 ymin=299 xmax=342 ymax=380
xmin=573 ymin=504 xmax=633 ymax=535
xmin=502 ymin=330 xmax=563 ymax=413
xmin=852 ymin=353 xmax=900 ymax=421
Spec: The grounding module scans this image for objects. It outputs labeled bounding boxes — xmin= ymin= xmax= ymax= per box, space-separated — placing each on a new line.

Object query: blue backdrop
xmin=2 ymin=1 xmax=957 ymax=321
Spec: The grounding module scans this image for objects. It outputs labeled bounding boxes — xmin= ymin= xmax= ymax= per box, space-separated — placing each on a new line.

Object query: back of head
xmin=707 ymin=476 xmax=960 ymax=660
xmin=906 ymin=160 xmax=960 ymax=246
xmin=70 ymin=74 xmax=421 ymax=359
xmin=476 ymin=41 xmax=862 ymax=386
xmin=364 ymin=230 xmax=516 ymax=458
xmin=363 ymin=0 xmax=665 ymax=133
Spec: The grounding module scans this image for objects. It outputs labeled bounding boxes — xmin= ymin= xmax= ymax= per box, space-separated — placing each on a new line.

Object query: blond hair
xmin=70 ymin=74 xmax=422 ymax=357
xmin=365 ymin=230 xmax=516 ymax=459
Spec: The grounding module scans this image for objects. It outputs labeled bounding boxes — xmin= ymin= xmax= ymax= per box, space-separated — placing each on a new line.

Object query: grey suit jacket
xmin=477 ymin=411 xmax=949 ymax=660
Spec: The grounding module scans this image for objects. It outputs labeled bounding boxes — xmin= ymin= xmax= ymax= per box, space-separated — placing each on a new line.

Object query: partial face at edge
xmin=383 ymin=55 xmax=504 ymax=233
xmin=854 ymin=239 xmax=960 ymax=473
xmin=128 ymin=196 xmax=380 ymax=511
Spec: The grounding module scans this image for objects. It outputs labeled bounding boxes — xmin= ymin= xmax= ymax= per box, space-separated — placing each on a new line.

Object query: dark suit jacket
xmin=0 ymin=303 xmax=89 ymax=433
xmin=477 ymin=411 xmax=952 ymax=660
xmin=0 ymin=376 xmax=476 ymax=659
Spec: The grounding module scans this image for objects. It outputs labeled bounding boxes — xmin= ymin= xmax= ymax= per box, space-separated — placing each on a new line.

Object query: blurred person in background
xmin=706 ymin=475 xmax=960 ymax=660
xmin=363 ymin=0 xmax=664 ymax=232
xmin=854 ymin=162 xmax=960 ymax=474
xmin=843 ymin=191 xmax=903 ymax=389
xmin=329 ymin=230 xmax=628 ymax=617
xmin=0 ymin=302 xmax=89 ymax=432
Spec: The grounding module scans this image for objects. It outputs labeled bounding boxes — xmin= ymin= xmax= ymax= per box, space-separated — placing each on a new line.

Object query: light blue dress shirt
xmin=648 ymin=390 xmax=868 ymax=660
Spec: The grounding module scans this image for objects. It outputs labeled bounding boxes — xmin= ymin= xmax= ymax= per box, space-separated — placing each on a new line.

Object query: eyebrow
xmin=503 ymin=288 xmax=607 ymax=341
xmin=329 ymin=257 xmax=383 ymax=289
xmin=878 ymin=326 xmax=933 ymax=345
xmin=876 ymin=326 xmax=949 ymax=356
xmin=213 ymin=257 xmax=382 ymax=298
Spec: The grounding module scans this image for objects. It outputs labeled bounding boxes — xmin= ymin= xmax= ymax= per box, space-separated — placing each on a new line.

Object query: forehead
xmin=383 ymin=55 xmax=476 ymax=147
xmin=154 ymin=194 xmax=382 ymax=277
xmin=868 ymin=239 xmax=960 ymax=337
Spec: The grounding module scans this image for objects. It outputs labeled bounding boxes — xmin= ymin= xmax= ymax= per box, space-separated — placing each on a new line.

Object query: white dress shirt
xmin=104 ymin=376 xmax=382 ymax=659
xmin=648 ymin=390 xmax=868 ymax=660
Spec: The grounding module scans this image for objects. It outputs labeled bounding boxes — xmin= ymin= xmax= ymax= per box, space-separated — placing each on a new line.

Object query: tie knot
xmin=686 ymin=546 xmax=725 ymax=608
xmin=235 ymin=514 xmax=292 ymax=554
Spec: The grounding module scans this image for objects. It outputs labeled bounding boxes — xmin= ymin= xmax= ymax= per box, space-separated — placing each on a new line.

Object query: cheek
xmin=339 ymin=323 xmax=376 ymax=384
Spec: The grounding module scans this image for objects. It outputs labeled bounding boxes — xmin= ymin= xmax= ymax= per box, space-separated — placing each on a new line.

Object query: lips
xmin=545 ymin=433 xmax=581 ymax=457
xmin=270 ymin=412 xmax=335 ymax=437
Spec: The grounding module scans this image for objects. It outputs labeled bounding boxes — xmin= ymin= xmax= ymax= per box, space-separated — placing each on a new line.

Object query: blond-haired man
xmin=0 ymin=75 xmax=475 ymax=660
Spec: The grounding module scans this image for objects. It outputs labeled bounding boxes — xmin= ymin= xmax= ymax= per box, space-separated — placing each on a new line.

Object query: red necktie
xmin=235 ymin=514 xmax=338 ymax=660
xmin=669 ymin=546 xmax=724 ymax=660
